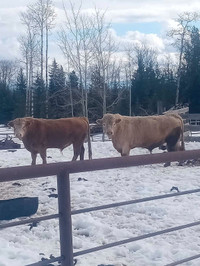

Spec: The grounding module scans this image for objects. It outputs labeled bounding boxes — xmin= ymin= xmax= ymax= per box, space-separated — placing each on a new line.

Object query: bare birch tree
xmin=124 ymin=45 xmax=135 ymax=116
xmin=27 ymin=0 xmax=56 ymax=117
xmin=66 ymin=58 xmax=74 ymax=117
xmin=0 ymin=60 xmax=17 ymax=88
xmin=106 ymin=58 xmax=126 ymax=111
xmin=44 ymin=0 xmax=56 ymax=117
xmin=28 ymin=0 xmax=45 ymax=81
xmin=167 ymin=12 xmax=200 ymax=105
xmin=91 ymin=9 xmax=117 ymax=116
xmin=58 ymin=2 xmax=95 ymax=117
xmin=19 ymin=11 xmax=39 ymax=116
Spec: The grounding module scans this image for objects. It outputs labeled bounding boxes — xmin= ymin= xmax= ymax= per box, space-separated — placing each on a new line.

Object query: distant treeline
xmin=1 ymin=4 xmax=200 ymax=123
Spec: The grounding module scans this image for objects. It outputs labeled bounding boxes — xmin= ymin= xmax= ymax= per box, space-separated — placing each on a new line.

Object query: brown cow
xmin=8 ymin=117 xmax=92 ymax=165
xmin=97 ymin=113 xmax=185 ymax=158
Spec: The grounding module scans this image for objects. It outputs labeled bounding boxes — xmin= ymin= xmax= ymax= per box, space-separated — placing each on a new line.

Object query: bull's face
xmin=96 ymin=114 xmax=121 ymax=139
xmin=8 ymin=118 xmax=29 ymax=140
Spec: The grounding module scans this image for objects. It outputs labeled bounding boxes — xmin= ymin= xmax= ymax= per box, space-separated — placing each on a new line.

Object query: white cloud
xmin=125 ymin=31 xmax=165 ymax=50
xmin=0 ymin=0 xmax=200 ymax=65
xmin=78 ymin=0 xmax=200 ymax=24
xmin=108 ymin=28 xmax=179 ymax=66
xmin=109 ymin=28 xmax=166 ymax=52
xmin=0 ymin=7 xmax=26 ymax=60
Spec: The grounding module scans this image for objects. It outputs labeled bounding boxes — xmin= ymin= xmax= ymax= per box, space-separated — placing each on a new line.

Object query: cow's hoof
xmin=164 ymin=162 xmax=171 ymax=167
xmin=178 ymin=161 xmax=185 ymax=166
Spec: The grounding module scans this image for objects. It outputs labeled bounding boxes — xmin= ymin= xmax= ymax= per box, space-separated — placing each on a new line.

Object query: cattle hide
xmin=97 ymin=113 xmax=185 ymax=157
xmin=8 ymin=117 xmax=92 ymax=165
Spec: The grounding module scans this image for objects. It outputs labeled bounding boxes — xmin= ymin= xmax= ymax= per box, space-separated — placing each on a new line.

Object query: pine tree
xmin=13 ymin=68 xmax=26 ymax=118
xmin=0 ymin=82 xmax=14 ymax=123
xmin=131 ymin=51 xmax=170 ymax=115
xmin=183 ymin=27 xmax=200 ymax=112
xmin=33 ymin=74 xmax=46 ymax=118
xmin=159 ymin=67 xmax=176 ymax=111
xmin=88 ymin=67 xmax=104 ymax=121
xmin=67 ymin=70 xmax=81 ymax=117
xmin=48 ymin=59 xmax=66 ymax=118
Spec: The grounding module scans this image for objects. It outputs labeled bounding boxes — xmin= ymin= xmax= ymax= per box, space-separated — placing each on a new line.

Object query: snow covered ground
xmin=1 ymin=129 xmax=200 ymax=266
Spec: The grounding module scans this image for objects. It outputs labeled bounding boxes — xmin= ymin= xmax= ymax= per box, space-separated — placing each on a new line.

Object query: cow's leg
xmin=165 ymin=130 xmax=180 ymax=167
xmin=31 ymin=152 xmax=37 ymax=165
xmin=166 ymin=127 xmax=181 ymax=152
xmin=80 ymin=144 xmax=85 ymax=160
xmin=163 ymin=144 xmax=176 ymax=167
xmin=121 ymin=145 xmax=130 ymax=156
xmin=39 ymin=149 xmax=47 ymax=164
xmin=72 ymin=143 xmax=81 ymax=161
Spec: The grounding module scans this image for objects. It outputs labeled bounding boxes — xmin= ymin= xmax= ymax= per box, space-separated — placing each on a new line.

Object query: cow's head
xmin=96 ymin=114 xmax=121 ymax=139
xmin=8 ymin=118 xmax=31 ymax=140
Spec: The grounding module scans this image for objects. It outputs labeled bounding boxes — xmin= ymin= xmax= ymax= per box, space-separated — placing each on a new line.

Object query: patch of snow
xmin=1 ymin=129 xmax=200 ymax=265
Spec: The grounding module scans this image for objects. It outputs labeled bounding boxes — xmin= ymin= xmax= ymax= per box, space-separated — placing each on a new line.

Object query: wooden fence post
xmin=57 ymin=171 xmax=73 ymax=266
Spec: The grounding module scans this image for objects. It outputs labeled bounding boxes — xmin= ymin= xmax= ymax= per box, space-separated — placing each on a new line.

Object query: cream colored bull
xmin=97 ymin=113 xmax=185 ymax=158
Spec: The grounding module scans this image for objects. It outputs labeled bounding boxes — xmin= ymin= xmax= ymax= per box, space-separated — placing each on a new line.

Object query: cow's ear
xmin=96 ymin=119 xmax=103 ymax=125
xmin=115 ymin=118 xmax=121 ymax=124
xmin=7 ymin=120 xmax=14 ymax=128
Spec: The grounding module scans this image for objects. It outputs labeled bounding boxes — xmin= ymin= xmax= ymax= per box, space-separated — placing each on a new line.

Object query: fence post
xmin=57 ymin=171 xmax=73 ymax=266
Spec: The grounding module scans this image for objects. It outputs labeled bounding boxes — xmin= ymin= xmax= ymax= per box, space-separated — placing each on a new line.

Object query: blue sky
xmin=0 ymin=0 xmax=200 ymax=65
xmin=112 ymin=22 xmax=162 ymax=35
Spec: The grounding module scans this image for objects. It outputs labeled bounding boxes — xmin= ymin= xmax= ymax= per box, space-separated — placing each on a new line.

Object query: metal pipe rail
xmin=2 ymin=188 xmax=200 ymax=233
xmin=71 ymin=188 xmax=200 ymax=215
xmin=73 ymin=220 xmax=200 ymax=257
xmin=26 ymin=256 xmax=63 ymax=266
xmin=1 ymin=149 xmax=200 ymax=181
xmin=0 ymin=214 xmax=59 ymax=230
xmin=165 ymin=253 xmax=200 ymax=266
xmin=1 ymin=149 xmax=200 ymax=266
xmin=1 ymin=188 xmax=200 ymax=265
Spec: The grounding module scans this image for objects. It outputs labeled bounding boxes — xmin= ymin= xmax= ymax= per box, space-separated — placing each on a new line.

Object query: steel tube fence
xmin=71 ymin=188 xmax=200 ymax=215
xmin=165 ymin=253 xmax=200 ymax=266
xmin=1 ymin=149 xmax=200 ymax=182
xmin=57 ymin=171 xmax=73 ymax=266
xmin=26 ymin=255 xmax=63 ymax=266
xmin=0 ymin=214 xmax=59 ymax=230
xmin=73 ymin=220 xmax=200 ymax=257
xmin=1 ymin=150 xmax=200 ymax=265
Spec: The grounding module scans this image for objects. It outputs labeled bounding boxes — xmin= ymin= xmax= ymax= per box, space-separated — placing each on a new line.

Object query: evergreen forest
xmin=0 ymin=2 xmax=200 ymax=124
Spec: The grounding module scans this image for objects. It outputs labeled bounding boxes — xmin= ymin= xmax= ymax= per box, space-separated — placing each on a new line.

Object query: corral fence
xmin=1 ymin=150 xmax=200 ymax=265
xmin=184 ymin=113 xmax=200 ymax=142
xmin=164 ymin=109 xmax=200 ymax=140
xmin=163 ymin=108 xmax=200 ymax=142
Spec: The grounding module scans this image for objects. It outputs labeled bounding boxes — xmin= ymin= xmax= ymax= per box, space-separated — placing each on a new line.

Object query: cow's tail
xmin=179 ymin=122 xmax=185 ymax=151
xmin=88 ymin=123 xmax=92 ymax=159
xmin=84 ymin=117 xmax=92 ymax=159
xmin=168 ymin=113 xmax=185 ymax=151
